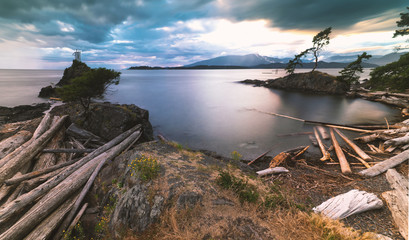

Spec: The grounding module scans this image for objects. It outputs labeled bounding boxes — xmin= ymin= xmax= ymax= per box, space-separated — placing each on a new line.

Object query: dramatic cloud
xmin=0 ymin=0 xmax=407 ymax=68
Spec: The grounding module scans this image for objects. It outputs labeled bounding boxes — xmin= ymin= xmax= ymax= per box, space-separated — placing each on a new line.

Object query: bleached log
xmin=24 ymin=194 xmax=77 ymax=240
xmin=256 ymin=167 xmax=289 ymax=176
xmin=0 ymin=131 xmax=32 ymax=160
xmin=23 ymin=168 xmax=65 ymax=192
xmin=0 ymin=184 xmax=13 ymax=202
xmin=0 ymin=128 xmax=142 ymax=240
xmin=359 ymin=149 xmax=409 ymax=177
xmin=314 ymin=127 xmax=330 ymax=161
xmin=384 ymin=132 xmax=409 ymax=147
xmin=313 ymin=189 xmax=383 ymax=219
xmin=66 ymin=203 xmax=88 ymax=235
xmin=317 ymin=126 xmax=329 ymax=139
xmin=66 ymin=123 xmax=103 ymax=144
xmin=0 ymin=125 xmax=141 ymax=226
xmin=32 ymin=113 xmax=52 ymax=140
xmin=33 ymin=125 xmax=65 ymax=171
xmin=0 ymin=115 xmax=68 ymax=186
xmin=42 ymin=148 xmax=95 ymax=153
xmin=382 ymin=169 xmax=408 ymax=240
xmin=334 ymin=128 xmax=371 ymax=161
xmin=330 ymin=128 xmax=352 ymax=174
xmin=309 ymin=135 xmax=318 ymax=146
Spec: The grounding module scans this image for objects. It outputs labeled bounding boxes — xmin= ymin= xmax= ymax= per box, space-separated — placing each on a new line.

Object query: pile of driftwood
xmin=0 ymin=113 xmax=143 ymax=240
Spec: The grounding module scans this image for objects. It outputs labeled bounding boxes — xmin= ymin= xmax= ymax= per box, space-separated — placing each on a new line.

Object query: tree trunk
xmin=313 ymin=189 xmax=383 ymax=219
xmin=330 ymin=128 xmax=352 ymax=174
xmin=0 ymin=125 xmax=140 ymax=225
xmin=359 ymin=149 xmax=409 ymax=177
xmin=0 ymin=116 xmax=68 ymax=186
xmin=333 ymin=128 xmax=371 ymax=161
xmin=0 ymin=128 xmax=141 ymax=239
xmin=0 ymin=131 xmax=32 ymax=160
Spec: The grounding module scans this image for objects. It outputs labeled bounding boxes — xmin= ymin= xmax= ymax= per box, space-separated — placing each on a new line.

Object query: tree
xmin=311 ymin=27 xmax=332 ymax=72
xmin=393 ymin=7 xmax=409 ymax=50
xmin=57 ymin=68 xmax=120 ymax=110
xmin=337 ymin=52 xmax=372 ymax=85
xmin=285 ymin=48 xmax=312 ymax=75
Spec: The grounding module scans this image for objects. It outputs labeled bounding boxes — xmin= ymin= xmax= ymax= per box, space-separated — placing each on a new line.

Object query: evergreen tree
xmin=338 ymin=52 xmax=372 ymax=85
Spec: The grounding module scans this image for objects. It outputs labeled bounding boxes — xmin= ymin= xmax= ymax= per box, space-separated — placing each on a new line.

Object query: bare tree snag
xmin=0 ymin=128 xmax=141 ymax=239
xmin=314 ymin=127 xmax=330 ymax=161
xmin=333 ymin=128 xmax=371 ymax=161
xmin=313 ymin=189 xmax=383 ymax=219
xmin=0 ymin=131 xmax=32 ymax=160
xmin=330 ymin=128 xmax=352 ymax=174
xmin=0 ymin=115 xmax=68 ymax=186
xmin=359 ymin=149 xmax=409 ymax=177
xmin=382 ymin=169 xmax=408 ymax=240
xmin=317 ymin=126 xmax=329 ymax=139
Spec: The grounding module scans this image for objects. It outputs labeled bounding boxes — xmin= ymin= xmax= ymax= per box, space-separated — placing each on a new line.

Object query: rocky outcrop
xmin=241 ymin=71 xmax=350 ymax=95
xmin=50 ymin=102 xmax=154 ymax=142
xmin=266 ymin=71 xmax=349 ymax=94
xmin=0 ymin=103 xmax=50 ymax=124
xmin=38 ymin=60 xmax=91 ymax=98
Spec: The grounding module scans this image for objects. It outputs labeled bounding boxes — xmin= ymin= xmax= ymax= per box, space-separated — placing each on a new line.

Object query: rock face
xmin=38 ymin=60 xmax=90 ymax=98
xmin=0 ymin=103 xmax=50 ymax=124
xmin=266 ymin=71 xmax=349 ymax=94
xmin=50 ymin=102 xmax=154 ymax=141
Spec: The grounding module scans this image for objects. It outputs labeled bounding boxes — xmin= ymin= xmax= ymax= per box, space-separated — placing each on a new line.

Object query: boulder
xmin=265 ymin=71 xmax=349 ymax=94
xmin=38 ymin=85 xmax=56 ymax=98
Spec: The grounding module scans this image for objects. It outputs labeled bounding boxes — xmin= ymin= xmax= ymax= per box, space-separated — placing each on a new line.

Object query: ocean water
xmin=0 ymin=68 xmax=400 ymax=158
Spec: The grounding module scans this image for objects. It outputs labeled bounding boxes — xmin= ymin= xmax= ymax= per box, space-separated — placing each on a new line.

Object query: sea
xmin=0 ymin=68 xmax=401 ymax=158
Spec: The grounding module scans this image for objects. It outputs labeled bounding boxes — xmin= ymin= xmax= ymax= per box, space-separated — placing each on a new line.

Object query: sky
xmin=0 ymin=0 xmax=407 ymax=69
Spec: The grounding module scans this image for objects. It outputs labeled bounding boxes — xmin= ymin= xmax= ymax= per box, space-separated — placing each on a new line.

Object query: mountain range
xmin=185 ymin=52 xmax=407 ymax=68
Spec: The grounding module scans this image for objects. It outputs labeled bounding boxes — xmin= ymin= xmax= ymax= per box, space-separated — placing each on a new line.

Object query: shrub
xmin=129 ymin=155 xmax=160 ymax=181
xmin=216 ymin=170 xmax=259 ymax=203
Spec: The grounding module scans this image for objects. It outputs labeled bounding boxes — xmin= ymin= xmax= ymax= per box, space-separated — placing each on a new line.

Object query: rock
xmin=38 ymin=85 xmax=56 ymax=98
xmin=176 ymin=191 xmax=202 ymax=209
xmin=239 ymin=79 xmax=266 ymax=86
xmin=56 ymin=60 xmax=91 ymax=86
xmin=265 ymin=71 xmax=349 ymax=94
xmin=0 ymin=103 xmax=50 ymax=124
xmin=50 ymin=102 xmax=154 ymax=142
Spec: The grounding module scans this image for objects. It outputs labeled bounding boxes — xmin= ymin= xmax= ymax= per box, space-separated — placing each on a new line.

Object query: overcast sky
xmin=0 ymin=0 xmax=407 ymax=69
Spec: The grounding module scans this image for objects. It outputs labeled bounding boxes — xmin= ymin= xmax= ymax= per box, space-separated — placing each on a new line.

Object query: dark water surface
xmin=0 ymin=69 xmax=401 ymax=158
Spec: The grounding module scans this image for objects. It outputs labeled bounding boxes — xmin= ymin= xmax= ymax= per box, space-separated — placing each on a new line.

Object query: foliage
xmin=129 ymin=154 xmax=161 ymax=181
xmin=63 ymin=221 xmax=86 ymax=240
xmin=230 ymin=150 xmax=242 ymax=161
xmin=311 ymin=27 xmax=332 ymax=72
xmin=216 ymin=170 xmax=259 ymax=203
xmin=393 ymin=7 xmax=409 ymax=38
xmin=369 ymin=52 xmax=409 ymax=91
xmin=57 ymin=67 xmax=120 ymax=110
xmin=337 ymin=52 xmax=372 ymax=84
xmin=285 ymin=48 xmax=312 ymax=75
xmin=94 ymin=201 xmax=116 ymax=239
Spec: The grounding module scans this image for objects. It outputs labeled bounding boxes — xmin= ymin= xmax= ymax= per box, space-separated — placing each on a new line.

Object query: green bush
xmin=216 ymin=170 xmax=259 ymax=203
xmin=129 ymin=155 xmax=161 ymax=181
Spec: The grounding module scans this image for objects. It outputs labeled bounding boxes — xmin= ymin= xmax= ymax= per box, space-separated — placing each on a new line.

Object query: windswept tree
xmin=57 ymin=68 xmax=120 ymax=111
xmin=393 ymin=6 xmax=409 ymax=50
xmin=285 ymin=48 xmax=312 ymax=75
xmin=338 ymin=52 xmax=372 ymax=85
xmin=311 ymin=27 xmax=332 ymax=72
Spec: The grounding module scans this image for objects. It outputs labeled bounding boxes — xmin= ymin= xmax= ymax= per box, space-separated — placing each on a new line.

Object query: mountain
xmin=185 ymin=54 xmax=291 ymax=67
xmin=366 ymin=52 xmax=408 ymax=66
xmin=255 ymin=61 xmax=378 ymax=69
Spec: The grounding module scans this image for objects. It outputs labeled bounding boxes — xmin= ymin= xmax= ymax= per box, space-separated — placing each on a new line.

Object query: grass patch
xmin=216 ymin=170 xmax=259 ymax=203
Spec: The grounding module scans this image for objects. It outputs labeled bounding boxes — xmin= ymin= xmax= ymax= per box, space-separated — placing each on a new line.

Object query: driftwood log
xmin=317 ymin=126 xmax=329 ymax=139
xmin=42 ymin=148 xmax=95 ymax=154
xmin=333 ymin=128 xmax=371 ymax=161
xmin=313 ymin=189 xmax=383 ymax=219
xmin=0 ymin=115 xmax=68 ymax=185
xmin=256 ymin=167 xmax=289 ymax=176
xmin=313 ymin=127 xmax=330 ymax=161
xmin=0 ymin=130 xmax=32 ymax=159
xmin=0 ymin=127 xmax=142 ymax=240
xmin=381 ymin=169 xmax=408 ymax=240
xmin=66 ymin=123 xmax=104 ymax=144
xmin=330 ymin=128 xmax=351 ymax=174
xmin=359 ymin=149 xmax=409 ymax=177
xmin=384 ymin=133 xmax=409 ymax=147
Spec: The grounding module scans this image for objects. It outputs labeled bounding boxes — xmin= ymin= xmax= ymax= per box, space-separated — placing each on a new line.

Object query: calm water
xmin=0 ymin=68 xmax=401 ymax=158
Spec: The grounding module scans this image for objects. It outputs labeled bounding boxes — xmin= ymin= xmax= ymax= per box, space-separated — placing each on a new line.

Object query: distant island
xmin=128 ymin=53 xmax=407 ymax=70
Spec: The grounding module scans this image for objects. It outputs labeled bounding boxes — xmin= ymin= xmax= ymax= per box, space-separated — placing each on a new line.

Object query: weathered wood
xmin=359 ymin=149 xmax=409 ymax=177
xmin=309 ymin=135 xmax=318 ymax=146
xmin=0 ymin=131 xmax=32 ymax=160
xmin=23 ymin=168 xmax=65 ymax=192
xmin=297 ymin=163 xmax=354 ymax=181
xmin=313 ymin=189 xmax=383 ymax=219
xmin=291 ymin=146 xmax=309 ymax=160
xmin=0 ymin=125 xmax=141 ymax=226
xmin=314 ymin=127 xmax=330 ymax=161
xmin=345 ymin=152 xmax=371 ymax=169
xmin=42 ymin=148 xmax=95 ymax=154
xmin=330 ymin=128 xmax=352 ymax=174
xmin=33 ymin=124 xmax=65 ymax=171
xmin=334 ymin=128 xmax=371 ymax=161
xmin=317 ymin=126 xmax=329 ymax=140
xmin=0 ymin=184 xmax=13 ymax=202
xmin=269 ymin=152 xmax=290 ymax=168
xmin=5 ymin=157 xmax=79 ymax=186
xmin=32 ymin=112 xmax=52 ymax=140
xmin=248 ymin=146 xmax=275 ymax=166
xmin=385 ymin=133 xmax=409 ymax=147
xmin=66 ymin=203 xmax=88 ymax=236
xmin=57 ymin=131 xmax=142 ymax=237
xmin=0 ymin=128 xmax=142 ymax=239
xmin=0 ymin=116 xmax=68 ymax=186
xmin=24 ymin=194 xmax=77 ymax=240
xmin=382 ymin=169 xmax=408 ymax=240
xmin=256 ymin=167 xmax=289 ymax=176
xmin=66 ymin=123 xmax=103 ymax=144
